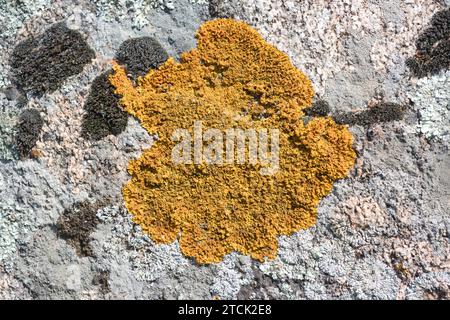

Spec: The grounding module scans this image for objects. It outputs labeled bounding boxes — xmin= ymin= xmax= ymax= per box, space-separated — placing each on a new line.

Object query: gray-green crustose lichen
xmin=0 ymin=94 xmax=22 ymax=161
xmin=10 ymin=22 xmax=95 ymax=96
xmin=408 ymin=70 xmax=450 ymax=141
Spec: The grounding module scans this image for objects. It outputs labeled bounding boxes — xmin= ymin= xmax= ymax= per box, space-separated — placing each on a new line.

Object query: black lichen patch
xmin=209 ymin=0 xmax=222 ymax=18
xmin=15 ymin=109 xmax=43 ymax=159
xmin=334 ymin=102 xmax=406 ymax=126
xmin=208 ymin=0 xmax=232 ymax=18
xmin=406 ymin=8 xmax=450 ymax=78
xmin=56 ymin=201 xmax=103 ymax=257
xmin=304 ymin=99 xmax=331 ymax=117
xmin=81 ymin=37 xmax=168 ymax=141
xmin=115 ymin=37 xmax=169 ymax=79
xmin=92 ymin=270 xmax=110 ymax=294
xmin=10 ymin=22 xmax=95 ymax=96
xmin=81 ymin=71 xmax=128 ymax=141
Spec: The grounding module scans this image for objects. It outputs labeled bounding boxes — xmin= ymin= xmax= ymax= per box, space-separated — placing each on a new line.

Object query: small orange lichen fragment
xmin=110 ymin=19 xmax=356 ymax=264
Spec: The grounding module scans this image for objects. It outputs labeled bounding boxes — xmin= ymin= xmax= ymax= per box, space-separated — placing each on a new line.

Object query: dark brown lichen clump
xmin=15 ymin=109 xmax=43 ymax=159
xmin=81 ymin=37 xmax=168 ymax=140
xmin=56 ymin=201 xmax=102 ymax=257
xmin=81 ymin=71 xmax=128 ymax=141
xmin=92 ymin=270 xmax=110 ymax=293
xmin=406 ymin=8 xmax=450 ymax=78
xmin=10 ymin=22 xmax=95 ymax=96
xmin=304 ymin=99 xmax=331 ymax=117
xmin=115 ymin=37 xmax=169 ymax=79
xmin=334 ymin=102 xmax=406 ymax=126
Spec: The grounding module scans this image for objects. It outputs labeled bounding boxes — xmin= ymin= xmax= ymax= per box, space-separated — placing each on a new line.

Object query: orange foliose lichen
xmin=110 ymin=19 xmax=356 ymax=264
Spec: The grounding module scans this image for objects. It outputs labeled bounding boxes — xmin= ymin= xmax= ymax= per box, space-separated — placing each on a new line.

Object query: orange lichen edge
xmin=110 ymin=19 xmax=356 ymax=264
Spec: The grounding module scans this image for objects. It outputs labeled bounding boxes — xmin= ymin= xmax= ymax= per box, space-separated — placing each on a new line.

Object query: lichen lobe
xmin=10 ymin=22 xmax=95 ymax=96
xmin=110 ymin=19 xmax=356 ymax=264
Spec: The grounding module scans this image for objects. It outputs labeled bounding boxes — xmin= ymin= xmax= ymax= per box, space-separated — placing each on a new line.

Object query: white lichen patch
xmin=0 ymin=211 xmax=20 ymax=265
xmin=210 ymin=254 xmax=252 ymax=299
xmin=0 ymin=93 xmax=20 ymax=161
xmin=408 ymin=71 xmax=450 ymax=141
xmin=93 ymin=0 xmax=206 ymax=30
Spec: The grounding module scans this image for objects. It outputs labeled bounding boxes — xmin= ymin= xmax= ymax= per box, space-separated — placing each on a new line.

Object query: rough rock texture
xmin=0 ymin=0 xmax=448 ymax=300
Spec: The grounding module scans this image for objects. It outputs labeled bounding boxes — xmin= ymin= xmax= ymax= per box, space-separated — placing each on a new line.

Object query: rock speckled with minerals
xmin=0 ymin=0 xmax=448 ymax=300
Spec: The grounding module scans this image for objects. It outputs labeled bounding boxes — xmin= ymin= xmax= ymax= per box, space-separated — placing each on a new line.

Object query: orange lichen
xmin=110 ymin=19 xmax=356 ymax=264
